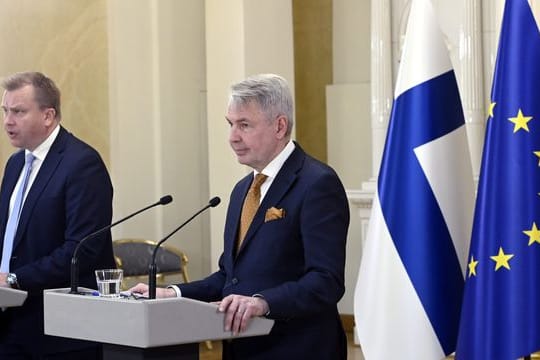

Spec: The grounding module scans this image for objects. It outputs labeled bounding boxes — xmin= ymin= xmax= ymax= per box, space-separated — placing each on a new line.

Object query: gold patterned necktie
xmin=238 ymin=173 xmax=268 ymax=251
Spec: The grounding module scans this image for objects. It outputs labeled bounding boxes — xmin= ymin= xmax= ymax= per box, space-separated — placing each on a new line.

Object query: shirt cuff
xmin=167 ymin=285 xmax=182 ymax=297
xmin=252 ymin=293 xmax=270 ymax=316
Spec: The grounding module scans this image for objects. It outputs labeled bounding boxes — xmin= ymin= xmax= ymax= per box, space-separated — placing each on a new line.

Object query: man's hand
xmin=218 ymin=294 xmax=269 ymax=335
xmin=127 ymin=283 xmax=176 ymax=298
xmin=0 ymin=272 xmax=8 ymax=288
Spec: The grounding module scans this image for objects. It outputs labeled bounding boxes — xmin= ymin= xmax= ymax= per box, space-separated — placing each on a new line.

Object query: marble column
xmin=364 ymin=0 xmax=393 ymax=191
xmin=459 ymin=0 xmax=485 ymax=180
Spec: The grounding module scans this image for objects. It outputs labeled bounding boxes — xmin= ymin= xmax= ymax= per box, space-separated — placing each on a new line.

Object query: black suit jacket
xmin=180 ymin=144 xmax=350 ymax=359
xmin=0 ymin=127 xmax=115 ymax=354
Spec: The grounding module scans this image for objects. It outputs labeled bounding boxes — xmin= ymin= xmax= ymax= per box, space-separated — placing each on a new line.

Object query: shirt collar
xmin=255 ymin=140 xmax=295 ymax=179
xmin=26 ymin=125 xmax=60 ymax=161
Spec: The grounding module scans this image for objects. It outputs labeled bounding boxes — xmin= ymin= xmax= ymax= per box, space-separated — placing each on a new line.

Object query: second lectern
xmin=0 ymin=287 xmax=27 ymax=308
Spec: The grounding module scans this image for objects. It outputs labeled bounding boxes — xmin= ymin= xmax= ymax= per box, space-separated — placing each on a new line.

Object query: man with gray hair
xmin=131 ymin=74 xmax=349 ymax=359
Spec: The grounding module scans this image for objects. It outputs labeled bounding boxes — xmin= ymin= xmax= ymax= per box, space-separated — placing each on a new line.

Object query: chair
xmin=112 ymin=239 xmax=190 ymax=290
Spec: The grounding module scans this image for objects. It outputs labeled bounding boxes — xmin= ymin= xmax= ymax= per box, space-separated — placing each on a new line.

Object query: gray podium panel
xmin=44 ymin=288 xmax=274 ymax=348
xmin=0 ymin=287 xmax=27 ymax=307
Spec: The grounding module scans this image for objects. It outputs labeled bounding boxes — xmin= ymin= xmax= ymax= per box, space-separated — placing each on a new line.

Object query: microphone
xmin=148 ymin=196 xmax=221 ymax=299
xmin=70 ymin=195 xmax=173 ymax=294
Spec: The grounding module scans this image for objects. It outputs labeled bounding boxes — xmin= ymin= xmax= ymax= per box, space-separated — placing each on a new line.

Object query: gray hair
xmin=229 ymin=74 xmax=294 ymax=136
xmin=2 ymin=71 xmax=61 ymax=120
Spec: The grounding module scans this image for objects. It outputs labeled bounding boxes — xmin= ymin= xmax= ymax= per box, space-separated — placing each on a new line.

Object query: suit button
xmin=231 ymin=278 xmax=238 ymax=285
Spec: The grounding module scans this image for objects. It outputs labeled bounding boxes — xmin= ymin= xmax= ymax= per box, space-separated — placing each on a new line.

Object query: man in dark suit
xmin=0 ymin=72 xmax=115 ymax=359
xmin=131 ymin=74 xmax=349 ymax=359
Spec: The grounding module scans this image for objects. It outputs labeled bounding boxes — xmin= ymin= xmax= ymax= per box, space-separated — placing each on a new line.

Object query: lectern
xmin=0 ymin=287 xmax=27 ymax=307
xmin=44 ymin=288 xmax=274 ymax=359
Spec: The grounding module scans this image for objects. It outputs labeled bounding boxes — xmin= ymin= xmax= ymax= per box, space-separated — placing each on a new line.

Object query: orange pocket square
xmin=265 ymin=207 xmax=286 ymax=222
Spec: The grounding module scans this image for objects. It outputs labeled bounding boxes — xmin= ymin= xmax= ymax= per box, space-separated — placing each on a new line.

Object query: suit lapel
xmin=235 ymin=145 xmax=306 ymax=257
xmin=13 ymin=127 xmax=68 ymax=250
xmin=0 ymin=151 xmax=25 ymax=246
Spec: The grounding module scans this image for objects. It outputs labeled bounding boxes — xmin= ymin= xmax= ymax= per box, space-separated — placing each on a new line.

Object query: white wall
xmin=329 ymin=0 xmax=372 ymax=314
xmin=108 ymin=0 xmax=210 ymax=278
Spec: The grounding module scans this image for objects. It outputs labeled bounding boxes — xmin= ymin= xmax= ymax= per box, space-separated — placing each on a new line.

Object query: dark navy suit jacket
xmin=180 ymin=144 xmax=350 ymax=359
xmin=0 ymin=126 xmax=116 ymax=354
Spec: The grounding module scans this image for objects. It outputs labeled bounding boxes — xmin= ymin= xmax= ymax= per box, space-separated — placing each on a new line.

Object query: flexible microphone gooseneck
xmin=70 ymin=195 xmax=173 ymax=294
xmin=148 ymin=196 xmax=221 ymax=299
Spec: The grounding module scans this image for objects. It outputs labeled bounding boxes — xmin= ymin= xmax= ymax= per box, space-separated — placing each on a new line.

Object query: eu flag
xmin=456 ymin=0 xmax=540 ymax=358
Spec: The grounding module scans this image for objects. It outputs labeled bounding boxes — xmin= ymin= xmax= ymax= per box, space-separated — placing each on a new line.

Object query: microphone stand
xmin=149 ymin=197 xmax=220 ymax=299
xmin=70 ymin=195 xmax=173 ymax=294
